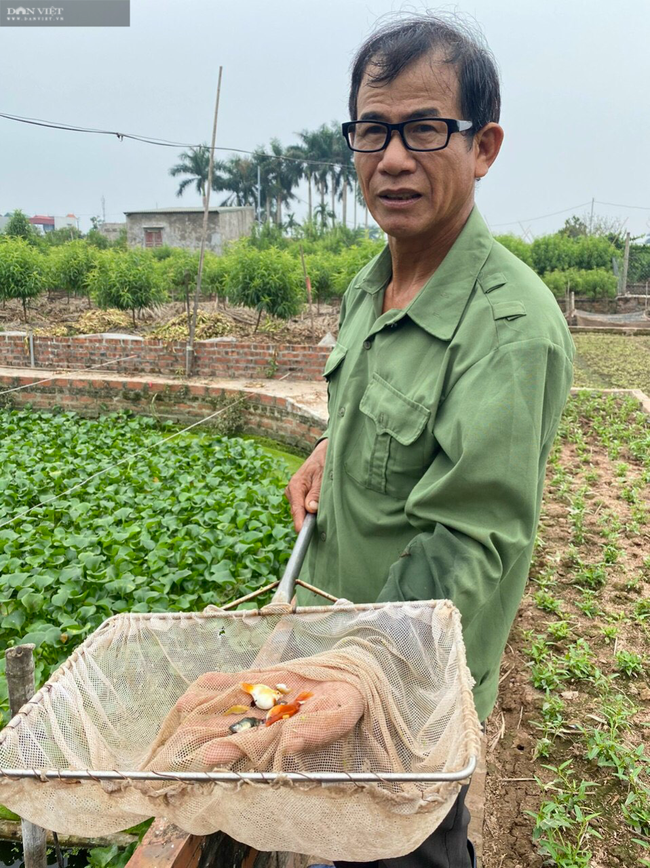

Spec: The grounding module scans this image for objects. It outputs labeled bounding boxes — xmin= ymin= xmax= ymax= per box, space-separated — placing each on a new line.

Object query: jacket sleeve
xmin=376 ymin=338 xmax=573 ymax=705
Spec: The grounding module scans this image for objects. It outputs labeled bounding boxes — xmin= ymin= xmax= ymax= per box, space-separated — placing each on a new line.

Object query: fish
xmin=222 ymin=705 xmax=250 ymax=715
xmin=265 ymin=691 xmax=314 ymax=727
xmin=240 ymin=682 xmax=283 ymax=710
xmin=228 ymin=716 xmax=262 ymax=734
xmin=275 ymin=683 xmax=290 ymax=694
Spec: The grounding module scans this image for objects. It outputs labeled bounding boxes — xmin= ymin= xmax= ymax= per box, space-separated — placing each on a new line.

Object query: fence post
xmin=5 ymin=645 xmax=48 ymax=868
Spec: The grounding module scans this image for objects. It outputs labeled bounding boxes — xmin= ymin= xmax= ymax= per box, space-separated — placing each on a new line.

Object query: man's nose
xmin=378 ymin=130 xmax=417 ymax=173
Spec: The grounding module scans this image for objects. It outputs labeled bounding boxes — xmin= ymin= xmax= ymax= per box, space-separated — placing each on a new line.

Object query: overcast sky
xmin=1 ymin=0 xmax=649 ymax=238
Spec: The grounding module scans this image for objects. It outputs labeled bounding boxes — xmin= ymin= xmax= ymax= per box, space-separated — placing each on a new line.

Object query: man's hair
xmin=348 ymin=13 xmax=501 ymax=137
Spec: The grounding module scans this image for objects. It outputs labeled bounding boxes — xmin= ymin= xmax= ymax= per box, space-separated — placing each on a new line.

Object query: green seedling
xmin=572 ymin=562 xmax=607 ymax=590
xmin=547 ymin=620 xmax=571 ymax=641
xmin=535 ymin=589 xmax=564 ymax=615
xmin=576 ymin=590 xmax=604 ymax=619
xmin=564 ymin=639 xmax=597 ymax=681
xmin=614 ymin=649 xmax=645 ymax=678
xmin=600 ymin=624 xmax=619 ymax=644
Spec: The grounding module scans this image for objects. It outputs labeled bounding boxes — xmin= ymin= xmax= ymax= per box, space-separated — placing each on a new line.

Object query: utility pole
xmin=589 ymin=197 xmax=594 ymax=234
xmin=186 ymin=66 xmax=223 ymax=377
xmin=257 ymin=164 xmax=261 ymax=224
xmin=101 ymin=195 xmax=106 ymax=224
xmin=621 ymin=231 xmax=630 ymax=295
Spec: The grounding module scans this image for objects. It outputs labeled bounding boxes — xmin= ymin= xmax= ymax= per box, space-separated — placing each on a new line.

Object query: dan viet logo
xmin=6 ymin=5 xmax=63 ymax=16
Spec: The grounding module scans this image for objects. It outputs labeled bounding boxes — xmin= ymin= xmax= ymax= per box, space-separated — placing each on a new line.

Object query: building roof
xmin=30 ymin=215 xmax=55 ymax=225
xmin=123 ymin=206 xmax=254 ymax=215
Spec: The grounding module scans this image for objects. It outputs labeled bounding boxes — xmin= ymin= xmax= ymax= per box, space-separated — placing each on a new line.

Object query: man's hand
xmin=285 ymin=439 xmax=328 ymax=532
xmin=146 ymin=668 xmax=364 ymax=771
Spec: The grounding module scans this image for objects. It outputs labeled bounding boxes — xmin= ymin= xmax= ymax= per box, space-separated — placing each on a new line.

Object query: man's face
xmin=354 ymin=52 xmax=490 ymax=244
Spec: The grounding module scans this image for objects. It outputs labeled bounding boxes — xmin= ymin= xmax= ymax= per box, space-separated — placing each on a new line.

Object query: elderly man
xmin=286 ymin=14 xmax=574 ymax=868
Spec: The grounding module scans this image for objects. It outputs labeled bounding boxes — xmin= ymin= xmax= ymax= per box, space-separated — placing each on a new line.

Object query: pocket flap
xmin=323 ymin=343 xmax=348 ymax=379
xmin=359 ymin=374 xmax=430 ymax=445
xmin=492 ymin=301 xmax=527 ymax=321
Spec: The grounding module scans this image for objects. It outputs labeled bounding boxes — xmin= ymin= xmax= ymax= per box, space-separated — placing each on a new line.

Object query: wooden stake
xmin=299 ymin=244 xmax=314 ymax=338
xmin=186 ymin=66 xmax=224 ymax=376
xmin=5 ymin=645 xmax=47 ymax=868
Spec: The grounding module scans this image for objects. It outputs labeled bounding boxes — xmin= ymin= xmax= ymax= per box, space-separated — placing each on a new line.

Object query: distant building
xmin=124 ymin=206 xmax=254 ymax=254
xmin=29 ymin=215 xmax=55 ymax=233
xmin=28 ymin=213 xmax=79 ymax=234
xmin=98 ymin=222 xmax=126 ymax=243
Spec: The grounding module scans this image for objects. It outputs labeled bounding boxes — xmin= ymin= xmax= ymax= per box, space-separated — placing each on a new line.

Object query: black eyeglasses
xmin=341 ymin=118 xmax=473 ymax=153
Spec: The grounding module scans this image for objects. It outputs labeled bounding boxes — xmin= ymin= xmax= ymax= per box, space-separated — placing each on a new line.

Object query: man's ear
xmin=474 ymin=123 xmax=504 ymax=179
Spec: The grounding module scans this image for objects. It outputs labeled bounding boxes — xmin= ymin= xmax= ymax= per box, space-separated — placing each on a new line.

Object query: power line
xmin=595 ymin=200 xmax=650 ymax=212
xmin=0 ymin=110 xmax=350 ymax=170
xmin=490 ymin=202 xmax=593 ymax=228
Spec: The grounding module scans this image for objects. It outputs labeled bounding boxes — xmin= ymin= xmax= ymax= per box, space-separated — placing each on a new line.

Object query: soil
xmin=0 ymin=295 xmax=341 ymax=345
xmin=482 ymin=396 xmax=650 ymax=868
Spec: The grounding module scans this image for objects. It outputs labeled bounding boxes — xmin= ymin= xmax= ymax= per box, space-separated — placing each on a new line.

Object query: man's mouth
xmin=378 ymin=191 xmax=422 ymax=203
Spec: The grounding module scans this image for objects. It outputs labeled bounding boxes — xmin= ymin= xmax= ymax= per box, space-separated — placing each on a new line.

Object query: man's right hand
xmin=284 ymin=438 xmax=328 ymax=532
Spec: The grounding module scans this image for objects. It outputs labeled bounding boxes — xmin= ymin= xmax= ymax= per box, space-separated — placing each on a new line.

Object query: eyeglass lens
xmin=348 ymin=120 xmax=450 ymax=151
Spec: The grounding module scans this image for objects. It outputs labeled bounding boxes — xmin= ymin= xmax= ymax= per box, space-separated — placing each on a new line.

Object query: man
xmin=286 ymin=14 xmax=574 ymax=868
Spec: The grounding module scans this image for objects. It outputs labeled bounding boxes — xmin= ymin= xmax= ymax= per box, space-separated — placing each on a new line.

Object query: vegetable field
xmin=573 ymin=335 xmax=650 ymax=396
xmin=0 ymin=410 xmax=296 ymax=722
xmin=484 ymin=391 xmax=650 ymax=868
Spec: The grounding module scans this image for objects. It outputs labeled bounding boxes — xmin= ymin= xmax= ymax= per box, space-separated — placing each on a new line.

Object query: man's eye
xmin=411 ymin=123 xmax=437 ymax=133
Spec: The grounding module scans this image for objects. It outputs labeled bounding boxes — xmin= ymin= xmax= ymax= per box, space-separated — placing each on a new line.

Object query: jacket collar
xmin=359 ymin=207 xmax=494 ymax=341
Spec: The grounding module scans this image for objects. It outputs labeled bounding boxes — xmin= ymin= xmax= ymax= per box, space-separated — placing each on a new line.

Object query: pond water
xmin=0 ymin=437 xmax=304 ymax=867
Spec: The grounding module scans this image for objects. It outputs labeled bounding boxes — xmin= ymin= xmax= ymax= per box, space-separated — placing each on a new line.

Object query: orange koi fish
xmin=265 ymin=691 xmax=314 ymax=727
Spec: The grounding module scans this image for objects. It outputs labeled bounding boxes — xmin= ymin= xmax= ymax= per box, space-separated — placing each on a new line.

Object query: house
xmin=29 ymin=215 xmax=55 ymax=233
xmin=28 ymin=214 xmax=79 ymax=234
xmin=123 ymin=206 xmax=254 ymax=254
xmin=98 ymin=222 xmax=126 ymax=243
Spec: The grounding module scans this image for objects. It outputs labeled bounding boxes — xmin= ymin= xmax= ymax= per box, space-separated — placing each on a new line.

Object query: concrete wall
xmin=126 ymin=209 xmax=254 ymax=254
xmin=99 ymin=222 xmax=126 ymax=242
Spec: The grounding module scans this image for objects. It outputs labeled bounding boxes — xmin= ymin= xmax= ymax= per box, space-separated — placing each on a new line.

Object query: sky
xmin=1 ymin=0 xmax=649 ymax=239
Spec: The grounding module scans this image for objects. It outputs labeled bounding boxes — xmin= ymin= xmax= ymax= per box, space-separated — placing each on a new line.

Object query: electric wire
xmin=0 ymin=354 xmax=140 ymax=398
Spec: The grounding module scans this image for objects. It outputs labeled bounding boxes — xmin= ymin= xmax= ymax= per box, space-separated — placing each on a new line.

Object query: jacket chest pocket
xmin=344 ymin=373 xmax=432 ymax=497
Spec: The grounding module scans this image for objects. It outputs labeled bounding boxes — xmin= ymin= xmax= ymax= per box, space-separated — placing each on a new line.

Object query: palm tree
xmin=212 ymin=156 xmax=258 ymax=207
xmin=169 ymin=145 xmax=212 ymax=207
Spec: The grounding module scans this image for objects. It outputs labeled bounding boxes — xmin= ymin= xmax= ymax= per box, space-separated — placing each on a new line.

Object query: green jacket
xmin=302 ymin=207 xmax=574 ymax=721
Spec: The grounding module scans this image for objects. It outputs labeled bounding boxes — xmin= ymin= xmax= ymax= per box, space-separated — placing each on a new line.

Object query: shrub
xmin=333 ymin=239 xmax=384 ymax=295
xmin=543 ymin=267 xmax=617 ymax=300
xmin=46 ymin=240 xmax=98 ymax=303
xmin=0 ymin=237 xmax=45 ymax=318
xmin=494 ymin=234 xmax=534 ymax=266
xmin=225 ymin=246 xmax=302 ymax=326
xmin=86 ymin=249 xmax=165 ymax=325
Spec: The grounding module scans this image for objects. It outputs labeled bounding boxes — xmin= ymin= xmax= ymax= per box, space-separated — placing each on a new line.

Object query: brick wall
xmin=0 ymin=333 xmax=331 ymax=381
xmin=0 ymin=372 xmax=326 ymax=453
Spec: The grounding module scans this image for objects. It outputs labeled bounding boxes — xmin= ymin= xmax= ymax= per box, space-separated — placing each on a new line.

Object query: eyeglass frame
xmin=341 ymin=118 xmax=473 ymax=153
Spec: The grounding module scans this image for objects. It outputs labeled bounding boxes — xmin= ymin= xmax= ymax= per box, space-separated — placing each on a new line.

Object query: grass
xmin=572 ymin=334 xmax=650 ymax=394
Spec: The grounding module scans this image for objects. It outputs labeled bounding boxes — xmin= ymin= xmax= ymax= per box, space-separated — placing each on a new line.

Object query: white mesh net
xmin=0 ymin=599 xmax=481 ymax=862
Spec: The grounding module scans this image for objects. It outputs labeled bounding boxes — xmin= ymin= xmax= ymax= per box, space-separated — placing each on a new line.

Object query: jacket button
xmin=320 ymin=531 xmax=327 ymax=542
xmin=363 ymin=340 xmax=372 ymax=350
xmin=338 ymin=406 xmax=346 ymax=417
xmin=329 ymin=470 xmax=334 ymax=481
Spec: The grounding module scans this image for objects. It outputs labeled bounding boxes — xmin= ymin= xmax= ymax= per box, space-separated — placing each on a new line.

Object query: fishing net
xmin=0 ymin=599 xmax=480 ymax=862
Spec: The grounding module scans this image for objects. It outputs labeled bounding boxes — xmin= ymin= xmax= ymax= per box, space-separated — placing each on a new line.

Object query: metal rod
xmin=5 ymin=645 xmax=47 ymax=868
xmin=272 ymin=512 xmax=316 ymax=604
xmin=0 ymin=756 xmax=476 ymax=784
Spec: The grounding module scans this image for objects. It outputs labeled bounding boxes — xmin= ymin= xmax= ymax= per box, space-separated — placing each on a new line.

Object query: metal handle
xmin=272 ymin=513 xmax=316 ymax=605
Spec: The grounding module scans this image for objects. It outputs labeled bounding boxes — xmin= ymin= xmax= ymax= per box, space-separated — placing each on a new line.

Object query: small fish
xmin=240 ymin=682 xmax=283 ymax=710
xmin=275 ymin=683 xmax=290 ymax=694
xmin=223 ymin=704 xmax=250 ymax=715
xmin=229 ymin=716 xmax=261 ymax=734
xmin=265 ymin=691 xmax=314 ymax=727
